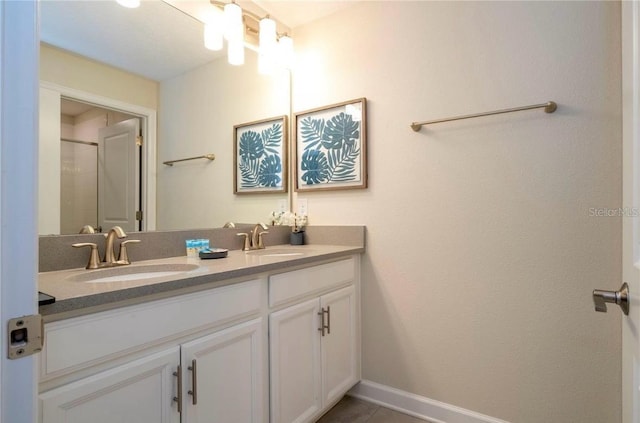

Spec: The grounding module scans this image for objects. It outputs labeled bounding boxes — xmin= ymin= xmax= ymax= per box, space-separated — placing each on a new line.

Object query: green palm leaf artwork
xmin=298 ymin=101 xmax=365 ymax=189
xmin=236 ymin=118 xmax=285 ymax=192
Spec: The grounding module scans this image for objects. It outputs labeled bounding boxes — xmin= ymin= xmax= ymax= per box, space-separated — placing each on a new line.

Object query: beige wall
xmin=292 ymin=2 xmax=621 ymax=422
xmin=40 ymin=43 xmax=158 ymax=110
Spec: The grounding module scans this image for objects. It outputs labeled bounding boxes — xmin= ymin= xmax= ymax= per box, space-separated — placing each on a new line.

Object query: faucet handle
xmin=118 ymin=239 xmax=141 ymax=264
xmin=72 ymin=242 xmax=101 ymax=269
xmin=257 ymin=231 xmax=269 ymax=249
xmin=237 ymin=233 xmax=250 ymax=251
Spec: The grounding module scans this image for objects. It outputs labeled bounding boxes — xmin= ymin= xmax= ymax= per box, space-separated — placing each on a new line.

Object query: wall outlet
xmin=298 ymin=199 xmax=308 ymax=216
xmin=277 ymin=199 xmax=287 ymax=213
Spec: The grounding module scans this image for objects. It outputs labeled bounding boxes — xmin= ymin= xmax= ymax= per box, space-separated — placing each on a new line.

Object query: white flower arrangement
xmin=269 ymin=211 xmax=308 ymax=233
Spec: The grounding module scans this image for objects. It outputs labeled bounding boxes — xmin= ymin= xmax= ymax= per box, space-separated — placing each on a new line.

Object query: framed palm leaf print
xmin=234 ymin=115 xmax=287 ymax=194
xmin=294 ymin=98 xmax=367 ymax=192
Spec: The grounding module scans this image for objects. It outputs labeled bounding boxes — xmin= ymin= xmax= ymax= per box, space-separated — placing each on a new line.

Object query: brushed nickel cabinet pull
xmin=188 ymin=359 xmax=198 ymax=405
xmin=318 ymin=307 xmax=329 ymax=336
xmin=173 ymin=365 xmax=182 ymax=413
xmin=317 ymin=309 xmax=325 ymax=336
xmin=326 ymin=306 xmax=331 ymax=335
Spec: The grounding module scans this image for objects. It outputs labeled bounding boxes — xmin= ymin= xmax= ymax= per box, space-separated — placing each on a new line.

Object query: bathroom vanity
xmin=37 ymin=243 xmax=363 ymax=423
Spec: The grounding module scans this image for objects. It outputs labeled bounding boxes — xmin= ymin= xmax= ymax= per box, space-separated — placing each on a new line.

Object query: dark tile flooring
xmin=316 ymin=396 xmax=430 ymax=423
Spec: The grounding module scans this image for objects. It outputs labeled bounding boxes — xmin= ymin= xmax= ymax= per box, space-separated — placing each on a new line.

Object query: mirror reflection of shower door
xmin=60 ymin=139 xmax=98 ymax=234
xmin=98 ymin=118 xmax=140 ymax=232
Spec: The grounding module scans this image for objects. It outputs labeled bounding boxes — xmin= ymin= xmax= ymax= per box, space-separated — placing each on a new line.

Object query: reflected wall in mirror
xmin=38 ymin=0 xmax=290 ymax=235
xmin=158 ymin=51 xmax=290 ymax=230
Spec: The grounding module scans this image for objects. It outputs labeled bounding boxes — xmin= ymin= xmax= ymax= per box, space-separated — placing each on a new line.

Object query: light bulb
xmin=228 ymin=38 xmax=245 ymax=66
xmin=116 ymin=0 xmax=140 ymax=8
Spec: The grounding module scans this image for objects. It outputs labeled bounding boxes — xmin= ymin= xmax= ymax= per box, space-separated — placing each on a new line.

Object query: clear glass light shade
xmin=228 ymin=38 xmax=245 ymax=66
xmin=278 ymin=35 xmax=294 ymax=69
xmin=116 ymin=0 xmax=140 ymax=8
xmin=204 ymin=24 xmax=223 ymax=51
xmin=223 ymin=2 xmax=243 ymax=41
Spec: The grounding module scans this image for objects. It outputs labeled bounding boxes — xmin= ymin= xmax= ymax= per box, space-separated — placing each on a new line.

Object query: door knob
xmin=593 ymin=282 xmax=629 ymax=315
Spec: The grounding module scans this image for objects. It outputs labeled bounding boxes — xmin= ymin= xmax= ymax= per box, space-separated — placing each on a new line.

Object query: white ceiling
xmin=41 ymin=0 xmax=227 ymax=81
xmin=60 ymin=98 xmax=96 ymax=117
xmin=256 ymin=1 xmax=355 ymax=29
xmin=40 ymin=0 xmax=356 ymax=82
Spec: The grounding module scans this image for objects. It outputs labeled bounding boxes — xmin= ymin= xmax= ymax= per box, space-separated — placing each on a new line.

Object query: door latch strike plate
xmin=8 ymin=314 xmax=43 ymax=359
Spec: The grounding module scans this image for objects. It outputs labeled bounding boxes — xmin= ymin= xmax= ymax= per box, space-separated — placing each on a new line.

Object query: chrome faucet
xmin=104 ymin=226 xmax=127 ymax=264
xmin=237 ymin=223 xmax=269 ymax=251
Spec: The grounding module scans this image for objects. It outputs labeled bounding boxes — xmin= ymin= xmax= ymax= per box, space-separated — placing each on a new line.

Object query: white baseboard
xmin=348 ymin=380 xmax=510 ymax=423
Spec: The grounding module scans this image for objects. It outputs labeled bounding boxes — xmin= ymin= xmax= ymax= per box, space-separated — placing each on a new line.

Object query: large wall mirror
xmin=39 ymin=0 xmax=291 ymax=235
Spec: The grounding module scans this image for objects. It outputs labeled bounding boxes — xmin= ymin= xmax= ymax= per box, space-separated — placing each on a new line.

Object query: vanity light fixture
xmin=209 ymin=0 xmax=294 ymax=73
xmin=116 ymin=0 xmax=140 ymax=8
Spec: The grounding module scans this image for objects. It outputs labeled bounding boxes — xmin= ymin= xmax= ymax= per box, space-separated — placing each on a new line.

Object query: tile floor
xmin=316 ymin=396 xmax=431 ymax=423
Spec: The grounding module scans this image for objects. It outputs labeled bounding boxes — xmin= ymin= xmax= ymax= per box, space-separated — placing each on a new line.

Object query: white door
xmin=181 ymin=318 xmax=266 ymax=423
xmin=0 ymin=2 xmax=39 ymax=423
xmin=40 ymin=347 xmax=180 ymax=423
xmin=321 ymin=286 xmax=358 ymax=406
xmin=622 ymin=3 xmax=640 ymax=422
xmin=98 ymin=118 xmax=140 ymax=232
xmin=270 ymin=298 xmax=322 ymax=423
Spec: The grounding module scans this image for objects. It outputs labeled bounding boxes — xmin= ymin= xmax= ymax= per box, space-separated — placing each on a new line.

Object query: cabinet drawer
xmin=269 ymin=258 xmax=354 ymax=307
xmin=42 ymin=279 xmax=262 ymax=380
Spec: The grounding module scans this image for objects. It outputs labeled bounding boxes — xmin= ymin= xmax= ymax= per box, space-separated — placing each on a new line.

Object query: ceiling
xmin=60 ymin=99 xmax=96 ymax=117
xmin=256 ymin=1 xmax=355 ymax=28
xmin=40 ymin=0 xmax=355 ymax=82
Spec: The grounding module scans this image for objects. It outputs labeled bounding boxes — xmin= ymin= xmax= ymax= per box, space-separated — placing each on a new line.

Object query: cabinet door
xmin=270 ymin=298 xmax=322 ymax=423
xmin=40 ymin=347 xmax=180 ymax=423
xmin=321 ymin=285 xmax=358 ymax=406
xmin=181 ymin=318 xmax=266 ymax=423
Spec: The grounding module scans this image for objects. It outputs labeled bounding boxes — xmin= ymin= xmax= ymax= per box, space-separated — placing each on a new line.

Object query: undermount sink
xmin=68 ymin=263 xmax=201 ymax=284
xmin=245 ymin=248 xmax=311 ymax=257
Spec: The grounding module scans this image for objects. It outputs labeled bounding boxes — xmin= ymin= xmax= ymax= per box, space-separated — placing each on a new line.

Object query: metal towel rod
xmin=163 ymin=154 xmax=216 ymax=166
xmin=410 ymin=101 xmax=557 ymax=132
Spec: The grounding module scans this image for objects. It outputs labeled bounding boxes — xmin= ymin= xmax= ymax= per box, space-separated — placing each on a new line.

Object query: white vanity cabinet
xmin=40 ymin=346 xmax=181 ymax=423
xmin=269 ymin=258 xmax=360 ymax=423
xmin=38 ymin=253 xmax=361 ymax=423
xmin=39 ymin=279 xmax=267 ymax=423
xmin=180 ymin=318 xmax=266 ymax=423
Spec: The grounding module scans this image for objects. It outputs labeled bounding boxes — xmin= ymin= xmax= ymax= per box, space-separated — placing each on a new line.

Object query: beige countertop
xmin=39 ymin=244 xmax=364 ymax=321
